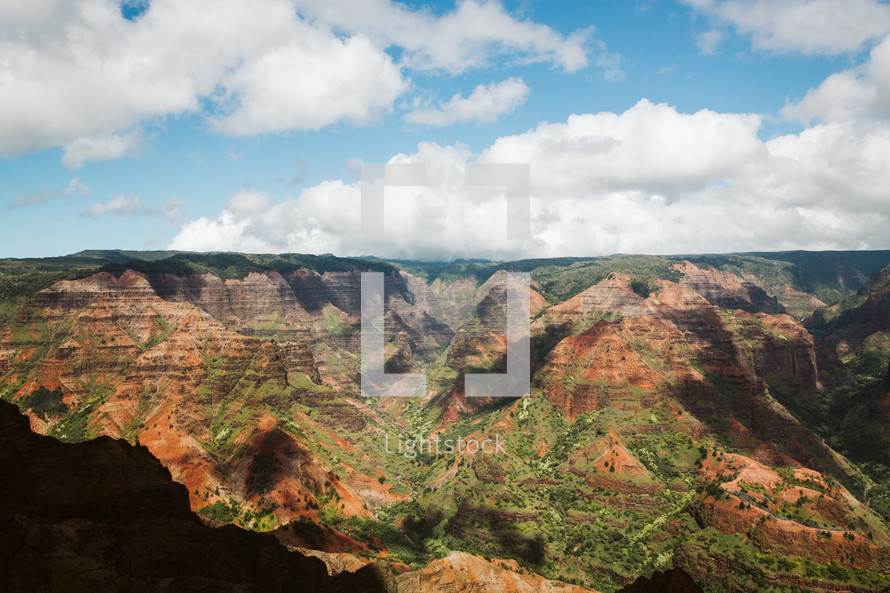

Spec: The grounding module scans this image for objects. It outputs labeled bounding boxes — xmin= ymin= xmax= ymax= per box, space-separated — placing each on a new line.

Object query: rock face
xmin=778 ymin=286 xmax=827 ymax=319
xmin=534 ymin=273 xmax=831 ymax=472
xmin=537 ymin=318 xmax=666 ymax=418
xmin=674 ymin=261 xmax=781 ymax=314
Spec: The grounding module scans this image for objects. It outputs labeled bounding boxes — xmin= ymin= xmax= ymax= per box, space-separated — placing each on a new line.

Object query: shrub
xmin=630 ymin=279 xmax=651 ymax=298
xmin=197 ymin=500 xmax=233 ymax=523
xmin=22 ymin=386 xmax=67 ymax=418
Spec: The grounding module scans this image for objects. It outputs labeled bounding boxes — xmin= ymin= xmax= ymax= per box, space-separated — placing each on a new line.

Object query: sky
xmin=1 ymin=0 xmax=889 ymax=261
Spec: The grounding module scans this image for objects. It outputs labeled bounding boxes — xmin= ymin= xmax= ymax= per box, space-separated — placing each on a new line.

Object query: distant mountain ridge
xmin=4 ymin=248 xmax=890 ymax=313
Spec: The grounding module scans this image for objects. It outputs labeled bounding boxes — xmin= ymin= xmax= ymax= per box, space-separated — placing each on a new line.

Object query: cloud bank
xmin=170 ymin=98 xmax=890 ymax=259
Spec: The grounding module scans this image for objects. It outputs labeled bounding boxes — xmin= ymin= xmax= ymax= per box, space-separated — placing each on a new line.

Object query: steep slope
xmin=803 ymin=265 xmax=890 ymax=520
xmin=0 ymin=270 xmax=405 ymax=533
xmin=683 ymin=251 xmax=890 ymax=317
xmin=811 ymin=264 xmax=890 ymax=359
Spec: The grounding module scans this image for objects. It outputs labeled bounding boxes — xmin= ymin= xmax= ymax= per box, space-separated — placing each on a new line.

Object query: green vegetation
xmin=0 ymin=251 xmax=127 ymax=300
xmin=99 ymin=251 xmax=398 ymax=281
xmin=630 ymin=278 xmax=652 ymax=298
xmin=21 ymin=386 xmax=67 ymax=419
xmin=49 ymin=375 xmax=119 ymax=443
xmin=197 ymin=500 xmax=234 ymax=523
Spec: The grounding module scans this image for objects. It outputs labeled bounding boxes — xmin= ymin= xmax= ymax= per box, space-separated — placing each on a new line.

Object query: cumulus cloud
xmin=482 ymin=99 xmax=766 ymax=195
xmin=210 ymin=32 xmax=406 ymax=135
xmin=9 ymin=178 xmax=90 ymax=209
xmin=169 ymin=100 xmax=890 ymax=259
xmin=170 ymin=181 xmax=362 ymax=254
xmin=764 ymin=121 xmax=890 ymax=212
xmin=0 ymin=0 xmax=596 ymax=164
xmin=405 ymin=78 xmax=529 ymax=126
xmin=684 ymin=0 xmax=890 ymax=55
xmin=783 ymin=35 xmax=890 ymax=123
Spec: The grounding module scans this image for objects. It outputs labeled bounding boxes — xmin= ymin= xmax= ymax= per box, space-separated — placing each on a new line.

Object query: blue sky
xmin=1 ymin=0 xmax=889 ymax=260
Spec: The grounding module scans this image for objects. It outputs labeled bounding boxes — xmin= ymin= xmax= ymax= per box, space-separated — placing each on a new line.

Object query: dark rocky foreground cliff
xmin=0 ymin=398 xmax=393 ymax=593
xmin=616 ymin=568 xmax=703 ymax=593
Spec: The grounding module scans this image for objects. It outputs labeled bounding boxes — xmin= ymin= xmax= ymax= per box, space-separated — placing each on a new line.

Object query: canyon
xmin=1 ymin=249 xmax=890 ymax=592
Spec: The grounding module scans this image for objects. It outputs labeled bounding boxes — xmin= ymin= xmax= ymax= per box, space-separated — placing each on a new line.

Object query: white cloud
xmin=211 ymin=32 xmax=406 ymax=135
xmin=0 ymin=0 xmax=597 ymax=164
xmin=291 ymin=0 xmax=595 ymax=74
xmin=169 ymin=100 xmax=890 ymax=259
xmin=65 ymin=178 xmax=90 ymax=196
xmin=225 ymin=188 xmax=274 ymax=216
xmin=405 ymin=78 xmax=529 ymax=126
xmin=482 ymin=99 xmax=766 ymax=195
xmin=82 ymin=195 xmax=142 ymax=217
xmin=696 ymin=29 xmax=724 ymax=54
xmin=169 ymin=181 xmax=362 ymax=254
xmin=783 ymin=35 xmax=890 ymax=123
xmin=81 ymin=194 xmax=189 ymax=220
xmin=593 ymin=40 xmax=625 ymax=82
xmin=764 ymin=121 xmax=890 ymax=212
xmin=9 ymin=177 xmax=90 ymax=209
xmin=168 ymin=211 xmax=254 ymax=253
xmin=62 ymin=131 xmax=145 ymax=170
xmin=684 ymin=0 xmax=890 ymax=55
